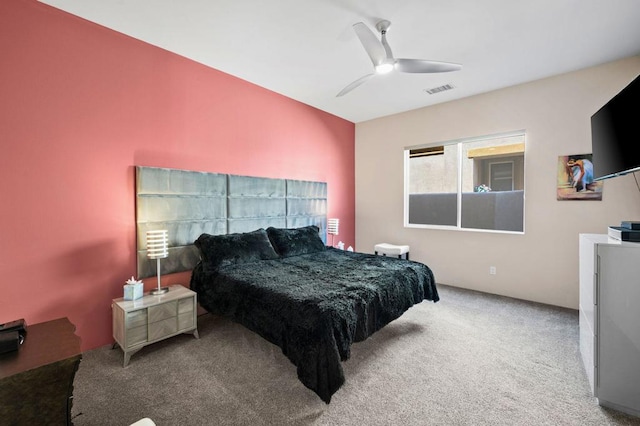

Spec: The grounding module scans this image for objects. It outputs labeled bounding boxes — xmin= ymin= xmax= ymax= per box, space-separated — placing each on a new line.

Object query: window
xmin=404 ymin=131 xmax=525 ymax=233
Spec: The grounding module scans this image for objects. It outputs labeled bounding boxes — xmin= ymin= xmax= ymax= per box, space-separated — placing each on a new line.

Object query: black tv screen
xmin=591 ymin=74 xmax=640 ymax=181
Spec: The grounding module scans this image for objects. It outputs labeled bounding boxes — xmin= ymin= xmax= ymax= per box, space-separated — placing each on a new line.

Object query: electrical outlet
xmin=489 ymin=266 xmax=496 ymax=275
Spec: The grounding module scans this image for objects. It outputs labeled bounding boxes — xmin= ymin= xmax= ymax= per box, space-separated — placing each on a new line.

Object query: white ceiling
xmin=39 ymin=0 xmax=640 ymax=123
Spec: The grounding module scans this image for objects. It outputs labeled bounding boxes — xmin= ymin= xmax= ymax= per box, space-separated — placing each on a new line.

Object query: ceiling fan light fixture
xmin=375 ymin=62 xmax=394 ymax=74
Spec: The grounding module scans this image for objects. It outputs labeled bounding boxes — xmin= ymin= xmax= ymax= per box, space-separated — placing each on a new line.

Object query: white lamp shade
xmin=146 ymin=230 xmax=168 ymax=259
xmin=327 ymin=218 xmax=339 ymax=235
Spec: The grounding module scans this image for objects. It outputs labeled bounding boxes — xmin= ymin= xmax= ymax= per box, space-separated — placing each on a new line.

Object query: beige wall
xmin=355 ymin=56 xmax=640 ymax=309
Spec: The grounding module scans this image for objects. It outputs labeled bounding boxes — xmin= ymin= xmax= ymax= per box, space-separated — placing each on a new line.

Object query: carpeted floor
xmin=71 ymin=285 xmax=640 ymax=425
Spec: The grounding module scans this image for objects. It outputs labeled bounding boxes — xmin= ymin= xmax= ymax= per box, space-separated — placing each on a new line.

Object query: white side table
xmin=112 ymin=284 xmax=199 ymax=367
xmin=374 ymin=243 xmax=410 ymax=260
xmin=579 ymin=234 xmax=640 ymax=417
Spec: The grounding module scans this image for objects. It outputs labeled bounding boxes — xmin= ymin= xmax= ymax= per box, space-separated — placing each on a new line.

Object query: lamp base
xmin=150 ymin=287 xmax=169 ymax=295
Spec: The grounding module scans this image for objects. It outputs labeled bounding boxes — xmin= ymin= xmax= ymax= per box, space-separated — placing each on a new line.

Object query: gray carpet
xmin=71 ymin=285 xmax=640 ymax=425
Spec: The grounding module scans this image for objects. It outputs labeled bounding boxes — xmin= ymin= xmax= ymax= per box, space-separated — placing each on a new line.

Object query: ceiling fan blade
xmin=353 ymin=22 xmax=385 ymax=66
xmin=395 ymin=59 xmax=462 ymax=73
xmin=336 ymin=73 xmax=375 ymax=97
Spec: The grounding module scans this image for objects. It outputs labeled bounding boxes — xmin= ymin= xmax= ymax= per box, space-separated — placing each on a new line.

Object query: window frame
xmin=403 ymin=130 xmax=526 ymax=235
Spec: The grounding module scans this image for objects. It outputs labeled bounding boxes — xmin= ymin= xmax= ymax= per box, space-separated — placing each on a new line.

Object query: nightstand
xmin=112 ymin=284 xmax=199 ymax=367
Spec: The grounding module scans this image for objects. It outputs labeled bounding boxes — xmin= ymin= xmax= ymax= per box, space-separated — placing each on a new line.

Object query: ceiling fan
xmin=337 ymin=20 xmax=462 ymax=97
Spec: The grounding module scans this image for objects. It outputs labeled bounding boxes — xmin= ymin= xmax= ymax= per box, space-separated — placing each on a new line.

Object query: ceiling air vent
xmin=424 ymin=84 xmax=455 ymax=95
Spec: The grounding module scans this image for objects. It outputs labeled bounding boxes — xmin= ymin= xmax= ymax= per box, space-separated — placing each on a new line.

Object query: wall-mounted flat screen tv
xmin=591 ymin=74 xmax=640 ymax=181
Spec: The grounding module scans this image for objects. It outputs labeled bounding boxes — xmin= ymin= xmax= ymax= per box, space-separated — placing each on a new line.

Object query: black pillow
xmin=194 ymin=228 xmax=279 ymax=268
xmin=266 ymin=225 xmax=326 ymax=258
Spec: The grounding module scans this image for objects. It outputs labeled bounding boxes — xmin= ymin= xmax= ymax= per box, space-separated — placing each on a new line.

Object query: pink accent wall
xmin=0 ymin=0 xmax=355 ymax=351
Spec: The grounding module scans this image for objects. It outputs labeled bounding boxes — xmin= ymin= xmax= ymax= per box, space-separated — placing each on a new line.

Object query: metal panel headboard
xmin=136 ymin=166 xmax=327 ymax=278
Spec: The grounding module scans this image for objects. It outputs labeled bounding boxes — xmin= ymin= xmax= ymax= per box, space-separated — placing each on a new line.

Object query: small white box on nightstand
xmin=123 ymin=282 xmax=143 ymax=300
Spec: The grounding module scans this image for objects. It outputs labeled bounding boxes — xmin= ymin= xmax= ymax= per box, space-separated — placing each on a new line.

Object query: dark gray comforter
xmin=190 ymin=247 xmax=438 ymax=403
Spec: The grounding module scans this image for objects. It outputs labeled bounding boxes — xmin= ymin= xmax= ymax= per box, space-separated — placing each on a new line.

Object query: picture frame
xmin=557 ymin=153 xmax=603 ymax=201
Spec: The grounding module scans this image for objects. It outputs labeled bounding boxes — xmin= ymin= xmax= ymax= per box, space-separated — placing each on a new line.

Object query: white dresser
xmin=579 ymin=234 xmax=640 ymax=417
xmin=112 ymin=284 xmax=199 ymax=366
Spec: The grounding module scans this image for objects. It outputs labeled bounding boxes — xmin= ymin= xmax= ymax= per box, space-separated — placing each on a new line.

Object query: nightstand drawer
xmin=126 ymin=310 xmax=148 ymax=329
xmin=127 ymin=325 xmax=148 ymax=347
xmin=148 ymin=301 xmax=177 ymax=323
xmin=178 ymin=312 xmax=194 ymax=330
xmin=149 ymin=317 xmax=178 ymax=341
xmin=178 ymin=297 xmax=194 ymax=314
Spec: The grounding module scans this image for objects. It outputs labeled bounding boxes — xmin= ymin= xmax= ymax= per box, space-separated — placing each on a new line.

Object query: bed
xmin=190 ymin=226 xmax=438 ymax=403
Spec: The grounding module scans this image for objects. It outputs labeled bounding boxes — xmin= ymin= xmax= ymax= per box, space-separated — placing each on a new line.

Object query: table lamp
xmin=147 ymin=230 xmax=169 ymax=295
xmin=327 ymin=218 xmax=339 ymax=247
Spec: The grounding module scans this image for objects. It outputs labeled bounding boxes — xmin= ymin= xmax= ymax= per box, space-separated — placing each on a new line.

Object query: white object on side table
xmin=124 ymin=276 xmax=143 ymax=300
xmin=579 ymin=234 xmax=640 ymax=418
xmin=374 ymin=243 xmax=410 ymax=260
xmin=130 ymin=419 xmax=156 ymax=426
xmin=112 ymin=284 xmax=199 ymax=367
